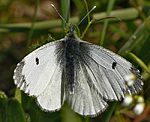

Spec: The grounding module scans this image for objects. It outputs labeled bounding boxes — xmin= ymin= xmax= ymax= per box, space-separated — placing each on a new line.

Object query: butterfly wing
xmin=67 ymin=40 xmax=143 ymax=116
xmin=67 ymin=60 xmax=108 ymax=116
xmin=13 ymin=39 xmax=65 ymax=111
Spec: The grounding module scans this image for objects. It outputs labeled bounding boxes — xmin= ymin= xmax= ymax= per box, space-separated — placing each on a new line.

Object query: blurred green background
xmin=0 ymin=0 xmax=150 ymax=122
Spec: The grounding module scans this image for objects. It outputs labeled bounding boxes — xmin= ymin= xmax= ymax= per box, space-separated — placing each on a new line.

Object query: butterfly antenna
xmin=78 ymin=6 xmax=96 ymax=26
xmin=51 ymin=4 xmax=67 ymax=25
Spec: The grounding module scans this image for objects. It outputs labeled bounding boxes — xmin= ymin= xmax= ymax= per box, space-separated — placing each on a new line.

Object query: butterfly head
xmin=65 ymin=24 xmax=77 ymax=38
xmin=69 ymin=24 xmax=75 ymax=34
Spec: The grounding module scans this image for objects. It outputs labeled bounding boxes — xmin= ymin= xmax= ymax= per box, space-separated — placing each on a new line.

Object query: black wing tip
xmin=131 ymin=66 xmax=142 ymax=79
xmin=130 ymin=66 xmax=143 ymax=85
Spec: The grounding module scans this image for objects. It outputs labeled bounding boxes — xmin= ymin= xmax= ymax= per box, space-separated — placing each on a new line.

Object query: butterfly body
xmin=64 ymin=33 xmax=80 ymax=94
xmin=13 ymin=26 xmax=143 ymax=116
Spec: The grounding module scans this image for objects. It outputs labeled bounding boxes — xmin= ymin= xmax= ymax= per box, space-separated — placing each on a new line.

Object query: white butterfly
xmin=13 ymin=25 xmax=143 ymax=117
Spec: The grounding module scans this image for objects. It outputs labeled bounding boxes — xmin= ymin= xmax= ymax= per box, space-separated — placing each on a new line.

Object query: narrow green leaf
xmin=27 ymin=0 xmax=40 ymax=47
xmin=118 ymin=16 xmax=150 ymax=54
xmin=61 ymin=0 xmax=70 ymax=27
xmin=99 ymin=102 xmax=118 ymax=122
xmin=14 ymin=88 xmax=21 ymax=104
xmin=126 ymin=52 xmax=149 ymax=73
xmin=7 ymin=98 xmax=26 ymax=122
xmin=100 ymin=0 xmax=115 ymax=46
xmin=61 ymin=103 xmax=83 ymax=122
xmin=0 ymin=8 xmax=140 ymax=33
xmin=142 ymin=63 xmax=150 ymax=80
xmin=0 ymin=91 xmax=8 ymax=122
xmin=83 ymin=0 xmax=90 ymax=23
xmin=93 ymin=7 xmax=140 ymax=21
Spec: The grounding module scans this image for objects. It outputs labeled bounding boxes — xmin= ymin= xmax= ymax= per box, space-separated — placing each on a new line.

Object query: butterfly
xmin=13 ymin=24 xmax=143 ymax=117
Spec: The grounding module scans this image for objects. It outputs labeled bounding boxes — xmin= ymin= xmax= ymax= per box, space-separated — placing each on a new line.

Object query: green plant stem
xmin=99 ymin=0 xmax=115 ymax=46
xmin=83 ymin=0 xmax=90 ymax=23
xmin=118 ymin=16 xmax=150 ymax=54
xmin=15 ymin=89 xmax=22 ymax=104
xmin=126 ymin=52 xmax=150 ymax=74
xmin=93 ymin=7 xmax=140 ymax=21
xmin=61 ymin=0 xmax=70 ymax=27
xmin=27 ymin=0 xmax=39 ymax=47
xmin=0 ymin=7 xmax=140 ymax=33
xmin=81 ymin=19 xmax=94 ymax=39
xmin=100 ymin=102 xmax=118 ymax=122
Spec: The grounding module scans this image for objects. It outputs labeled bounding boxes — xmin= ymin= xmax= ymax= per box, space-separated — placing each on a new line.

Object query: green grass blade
xmin=61 ymin=0 xmax=70 ymax=27
xmin=93 ymin=7 xmax=140 ymax=21
xmin=118 ymin=16 xmax=150 ymax=54
xmin=0 ymin=8 xmax=140 ymax=33
xmin=7 ymin=99 xmax=26 ymax=122
xmin=99 ymin=0 xmax=115 ymax=46
xmin=61 ymin=103 xmax=83 ymax=122
xmin=126 ymin=52 xmax=149 ymax=74
xmin=27 ymin=0 xmax=39 ymax=47
xmin=0 ymin=91 xmax=8 ymax=122
xmin=83 ymin=0 xmax=90 ymax=23
xmin=100 ymin=102 xmax=118 ymax=122
xmin=14 ymin=89 xmax=22 ymax=104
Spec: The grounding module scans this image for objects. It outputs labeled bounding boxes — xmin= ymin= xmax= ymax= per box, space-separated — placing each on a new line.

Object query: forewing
xmin=13 ymin=39 xmax=65 ymax=111
xmin=79 ymin=41 xmax=143 ymax=100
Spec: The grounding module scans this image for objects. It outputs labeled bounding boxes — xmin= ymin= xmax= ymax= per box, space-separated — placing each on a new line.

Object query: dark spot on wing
xmin=112 ymin=62 xmax=117 ymax=69
xmin=36 ymin=57 xmax=39 ymax=65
